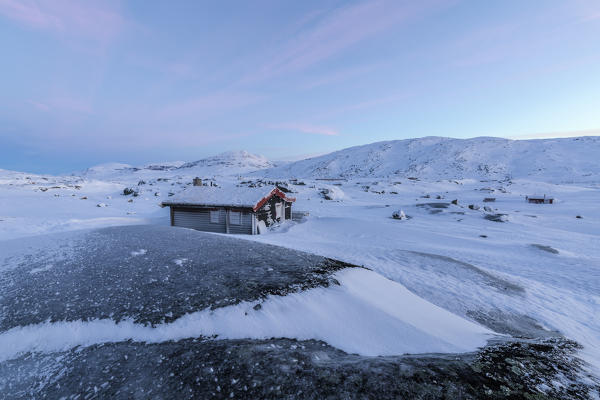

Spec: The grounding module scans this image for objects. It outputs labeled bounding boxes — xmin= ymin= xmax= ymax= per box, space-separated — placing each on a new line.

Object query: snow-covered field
xmin=250 ymin=177 xmax=600 ymax=372
xmin=1 ymin=138 xmax=599 ymax=382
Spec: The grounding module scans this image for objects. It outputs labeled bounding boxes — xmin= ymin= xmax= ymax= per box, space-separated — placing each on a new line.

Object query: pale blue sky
xmin=1 ymin=0 xmax=599 ymax=173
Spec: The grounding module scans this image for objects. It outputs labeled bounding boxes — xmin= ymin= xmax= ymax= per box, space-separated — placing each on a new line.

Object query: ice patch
xmin=0 ymin=268 xmax=494 ymax=362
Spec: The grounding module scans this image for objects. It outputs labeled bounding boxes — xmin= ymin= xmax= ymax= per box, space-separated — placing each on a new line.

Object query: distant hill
xmin=177 ymin=150 xmax=273 ymax=174
xmin=5 ymin=137 xmax=599 ymax=183
xmin=258 ymin=136 xmax=600 ymax=183
xmin=81 ymin=151 xmax=273 ymax=179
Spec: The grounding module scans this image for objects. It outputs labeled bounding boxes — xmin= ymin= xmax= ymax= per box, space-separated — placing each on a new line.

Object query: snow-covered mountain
xmin=177 ymin=150 xmax=273 ymax=174
xmin=82 ymin=150 xmax=273 ymax=179
xmin=83 ymin=163 xmax=137 ymax=176
xmin=259 ymin=136 xmax=600 ymax=183
xmin=5 ymin=137 xmax=600 ymax=183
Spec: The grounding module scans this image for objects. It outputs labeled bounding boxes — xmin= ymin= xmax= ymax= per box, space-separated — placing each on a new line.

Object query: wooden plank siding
xmin=171 ymin=206 xmax=254 ymax=234
xmin=172 ymin=207 xmax=227 ymax=233
xmin=227 ymin=210 xmax=254 ymax=235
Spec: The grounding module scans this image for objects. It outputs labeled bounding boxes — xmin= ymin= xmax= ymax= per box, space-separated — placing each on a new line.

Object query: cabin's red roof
xmin=253 ymin=187 xmax=296 ymax=212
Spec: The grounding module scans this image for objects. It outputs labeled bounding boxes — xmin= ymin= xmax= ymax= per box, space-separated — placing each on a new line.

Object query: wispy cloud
xmin=308 ymin=90 xmax=412 ymax=121
xmin=243 ymin=0 xmax=452 ymax=83
xmin=158 ymin=91 xmax=265 ymax=119
xmin=167 ymin=62 xmax=198 ymax=79
xmin=300 ymin=63 xmax=382 ymax=90
xmin=0 ymin=0 xmax=126 ymax=43
xmin=580 ymin=13 xmax=600 ymax=22
xmin=112 ymin=130 xmax=257 ymax=149
xmin=267 ymin=123 xmax=339 ymax=136
xmin=26 ymin=96 xmax=93 ymax=114
xmin=26 ymin=100 xmax=50 ymax=112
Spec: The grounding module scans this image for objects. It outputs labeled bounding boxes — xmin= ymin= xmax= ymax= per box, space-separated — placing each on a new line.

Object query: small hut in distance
xmin=162 ymin=186 xmax=295 ymax=235
xmin=526 ymin=195 xmax=554 ymax=204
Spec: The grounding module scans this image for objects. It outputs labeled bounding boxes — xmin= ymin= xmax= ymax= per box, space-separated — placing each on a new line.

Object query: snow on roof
xmin=162 ymin=186 xmax=295 ymax=211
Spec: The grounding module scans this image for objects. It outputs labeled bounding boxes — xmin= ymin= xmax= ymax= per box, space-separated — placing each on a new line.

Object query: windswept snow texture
xmin=0 ymin=225 xmax=493 ymax=362
xmin=247 ymin=178 xmax=600 ymax=376
xmin=261 ymin=136 xmax=600 ymax=182
xmin=0 ymin=226 xmax=344 ymax=330
xmin=3 ymin=228 xmax=596 ymax=399
xmin=0 ymin=269 xmax=492 ymax=362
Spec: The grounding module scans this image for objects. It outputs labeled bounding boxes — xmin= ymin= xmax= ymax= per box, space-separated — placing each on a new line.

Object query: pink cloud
xmin=0 ymin=0 xmax=125 ymax=43
xmin=268 ymin=123 xmax=339 ymax=136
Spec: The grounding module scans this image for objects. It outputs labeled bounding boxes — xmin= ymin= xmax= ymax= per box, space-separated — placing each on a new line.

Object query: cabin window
xmin=229 ymin=211 xmax=241 ymax=225
xmin=210 ymin=210 xmax=220 ymax=223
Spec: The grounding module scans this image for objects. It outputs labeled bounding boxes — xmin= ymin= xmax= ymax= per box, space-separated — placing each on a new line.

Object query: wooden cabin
xmin=526 ymin=195 xmax=554 ymax=204
xmin=162 ymin=186 xmax=295 ymax=235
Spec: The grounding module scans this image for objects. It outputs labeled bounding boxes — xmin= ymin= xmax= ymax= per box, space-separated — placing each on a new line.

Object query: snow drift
xmin=0 ymin=268 xmax=494 ymax=362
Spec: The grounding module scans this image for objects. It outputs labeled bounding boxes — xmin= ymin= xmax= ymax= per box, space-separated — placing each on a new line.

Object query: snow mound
xmin=320 ymin=186 xmax=345 ymax=201
xmin=0 ymin=268 xmax=494 ymax=361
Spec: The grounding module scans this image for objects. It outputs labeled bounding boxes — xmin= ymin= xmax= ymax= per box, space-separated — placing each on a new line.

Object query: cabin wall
xmin=227 ymin=209 xmax=254 ymax=235
xmin=172 ymin=207 xmax=226 ymax=233
xmin=171 ymin=206 xmax=254 ymax=234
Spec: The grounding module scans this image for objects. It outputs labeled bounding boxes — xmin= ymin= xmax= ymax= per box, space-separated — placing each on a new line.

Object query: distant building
xmin=162 ymin=186 xmax=295 ymax=235
xmin=526 ymin=195 xmax=554 ymax=204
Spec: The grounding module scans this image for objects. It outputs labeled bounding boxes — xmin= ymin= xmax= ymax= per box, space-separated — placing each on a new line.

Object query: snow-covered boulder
xmin=319 ymin=186 xmax=345 ymax=201
xmin=392 ymin=210 xmax=408 ymax=220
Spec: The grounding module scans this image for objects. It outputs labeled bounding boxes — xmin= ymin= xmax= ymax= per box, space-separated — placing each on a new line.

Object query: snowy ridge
xmin=259 ymin=136 xmax=600 ymax=182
